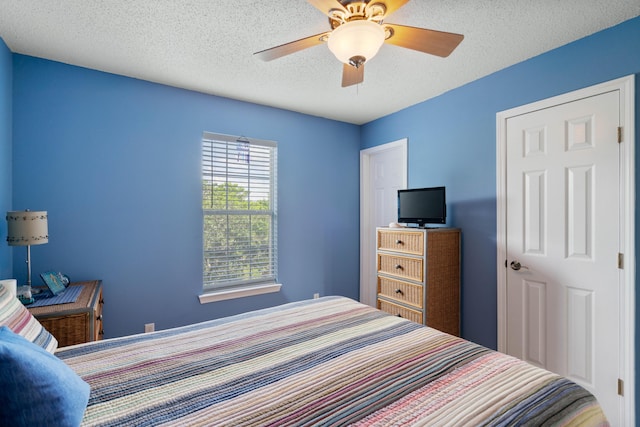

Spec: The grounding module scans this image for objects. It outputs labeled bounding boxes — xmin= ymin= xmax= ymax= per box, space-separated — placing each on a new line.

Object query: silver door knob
xmin=510 ymin=260 xmax=529 ymax=271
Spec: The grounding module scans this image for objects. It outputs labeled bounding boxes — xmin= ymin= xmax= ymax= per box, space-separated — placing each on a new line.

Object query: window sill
xmin=198 ymin=283 xmax=282 ymax=304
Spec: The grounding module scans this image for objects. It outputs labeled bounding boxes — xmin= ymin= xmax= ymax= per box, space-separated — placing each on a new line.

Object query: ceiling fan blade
xmin=384 ymin=24 xmax=464 ymax=57
xmin=342 ymin=63 xmax=364 ymax=87
xmin=367 ymin=0 xmax=409 ymax=19
xmin=254 ymin=32 xmax=330 ymax=61
xmin=307 ymin=0 xmax=348 ymax=17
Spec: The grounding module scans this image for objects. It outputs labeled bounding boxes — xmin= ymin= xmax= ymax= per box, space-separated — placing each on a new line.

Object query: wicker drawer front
xmin=378 ymin=254 xmax=423 ymax=282
xmin=377 ymin=230 xmax=424 ymax=255
xmin=40 ymin=313 xmax=89 ymax=347
xmin=377 ymin=277 xmax=423 ymax=309
xmin=378 ymin=299 xmax=423 ymax=323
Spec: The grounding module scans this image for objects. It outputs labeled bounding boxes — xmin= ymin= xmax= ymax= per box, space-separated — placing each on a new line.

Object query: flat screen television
xmin=397 ymin=186 xmax=446 ymax=226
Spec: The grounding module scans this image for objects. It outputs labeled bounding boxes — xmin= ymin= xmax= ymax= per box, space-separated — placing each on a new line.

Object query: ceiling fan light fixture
xmin=327 ymin=20 xmax=385 ymax=65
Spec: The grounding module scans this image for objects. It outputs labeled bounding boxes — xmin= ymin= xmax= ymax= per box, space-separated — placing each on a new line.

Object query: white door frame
xmin=360 ymin=139 xmax=408 ymax=306
xmin=496 ymin=75 xmax=635 ymax=425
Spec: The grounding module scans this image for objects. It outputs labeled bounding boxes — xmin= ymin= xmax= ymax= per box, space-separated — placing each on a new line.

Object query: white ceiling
xmin=0 ymin=1 xmax=638 ymax=125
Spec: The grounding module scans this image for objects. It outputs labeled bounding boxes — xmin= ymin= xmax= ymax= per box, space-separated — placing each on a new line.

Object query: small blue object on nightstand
xmin=40 ymin=271 xmax=69 ymax=296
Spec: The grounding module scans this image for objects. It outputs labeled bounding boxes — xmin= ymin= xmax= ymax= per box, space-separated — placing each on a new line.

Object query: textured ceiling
xmin=0 ymin=1 xmax=638 ymax=124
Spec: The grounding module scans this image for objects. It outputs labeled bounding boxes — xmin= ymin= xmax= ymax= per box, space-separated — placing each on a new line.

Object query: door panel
xmin=523 ymin=170 xmax=546 ymax=255
xmin=524 ymin=279 xmax=546 ymax=367
xmin=566 ymin=286 xmax=593 ymax=385
xmin=566 ymin=165 xmax=594 ymax=259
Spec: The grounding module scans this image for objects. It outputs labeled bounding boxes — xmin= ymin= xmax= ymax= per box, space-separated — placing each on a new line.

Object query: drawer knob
xmin=395 ymin=239 xmax=403 ymax=245
xmin=396 ymin=313 xmax=403 ymax=318
xmin=395 ymin=264 xmax=403 ymax=270
xmin=96 ymin=315 xmax=103 ymax=321
xmin=394 ymin=289 xmax=404 ymax=295
xmin=100 ymin=298 xmax=105 ymax=304
xmin=99 ymin=330 xmax=104 ymax=336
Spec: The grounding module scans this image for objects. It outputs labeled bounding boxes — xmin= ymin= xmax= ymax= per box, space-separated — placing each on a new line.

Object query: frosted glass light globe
xmin=328 ymin=20 xmax=385 ymax=65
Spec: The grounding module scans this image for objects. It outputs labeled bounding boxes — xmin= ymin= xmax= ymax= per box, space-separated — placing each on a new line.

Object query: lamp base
xmin=18 ymin=295 xmax=34 ymax=305
xmin=16 ymin=285 xmax=34 ymax=306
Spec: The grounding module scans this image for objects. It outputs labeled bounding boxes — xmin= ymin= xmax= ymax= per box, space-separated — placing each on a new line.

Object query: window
xmin=201 ymin=132 xmax=277 ymax=293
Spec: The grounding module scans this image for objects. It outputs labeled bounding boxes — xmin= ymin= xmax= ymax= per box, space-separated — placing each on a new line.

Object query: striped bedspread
xmin=57 ymin=296 xmax=608 ymax=426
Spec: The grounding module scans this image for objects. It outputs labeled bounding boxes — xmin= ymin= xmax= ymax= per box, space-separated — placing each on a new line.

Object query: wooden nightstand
xmin=27 ymin=280 xmax=104 ymax=347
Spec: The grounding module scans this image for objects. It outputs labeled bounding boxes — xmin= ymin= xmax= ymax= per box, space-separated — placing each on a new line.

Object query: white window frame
xmin=199 ymin=132 xmax=280 ymax=303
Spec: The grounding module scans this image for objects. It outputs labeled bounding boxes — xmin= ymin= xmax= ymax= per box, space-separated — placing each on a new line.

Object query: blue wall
xmin=362 ymin=16 xmax=640 ymax=350
xmin=0 ymin=38 xmax=11 ymax=279
xmin=11 ymin=56 xmax=361 ymax=338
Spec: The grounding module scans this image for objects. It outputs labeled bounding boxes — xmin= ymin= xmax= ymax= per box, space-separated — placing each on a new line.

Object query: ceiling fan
xmin=254 ymin=0 xmax=464 ymax=87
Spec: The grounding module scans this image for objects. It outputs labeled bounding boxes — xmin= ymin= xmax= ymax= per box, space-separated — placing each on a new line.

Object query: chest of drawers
xmin=376 ymin=228 xmax=460 ymax=336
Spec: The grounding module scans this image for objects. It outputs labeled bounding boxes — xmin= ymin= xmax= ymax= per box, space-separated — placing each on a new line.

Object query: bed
xmin=1 ymin=287 xmax=608 ymax=426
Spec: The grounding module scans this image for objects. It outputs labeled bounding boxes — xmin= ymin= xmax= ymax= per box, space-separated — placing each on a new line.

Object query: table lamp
xmin=6 ymin=210 xmax=48 ymax=299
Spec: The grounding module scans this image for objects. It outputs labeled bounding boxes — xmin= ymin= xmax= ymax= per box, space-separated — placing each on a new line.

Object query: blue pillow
xmin=0 ymin=326 xmax=90 ymax=426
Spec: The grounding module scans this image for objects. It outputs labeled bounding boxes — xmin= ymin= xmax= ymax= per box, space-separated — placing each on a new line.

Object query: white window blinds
xmin=202 ymin=132 xmax=278 ymax=290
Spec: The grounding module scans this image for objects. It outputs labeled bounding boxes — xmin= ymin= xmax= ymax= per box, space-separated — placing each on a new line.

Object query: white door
xmin=504 ymin=90 xmax=622 ymax=423
xmin=360 ymin=139 xmax=407 ymax=306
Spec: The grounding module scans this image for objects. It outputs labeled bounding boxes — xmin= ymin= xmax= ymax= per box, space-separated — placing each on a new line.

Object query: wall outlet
xmin=144 ymin=323 xmax=155 ymax=333
xmin=313 ymin=293 xmax=320 ymax=299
